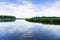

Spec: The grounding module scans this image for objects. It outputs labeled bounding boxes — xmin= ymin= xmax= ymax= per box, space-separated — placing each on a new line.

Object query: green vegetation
xmin=0 ymin=15 xmax=16 ymax=22
xmin=26 ymin=17 xmax=60 ymax=25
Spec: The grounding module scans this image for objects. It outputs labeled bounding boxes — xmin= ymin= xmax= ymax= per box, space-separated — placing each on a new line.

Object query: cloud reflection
xmin=0 ymin=20 xmax=59 ymax=40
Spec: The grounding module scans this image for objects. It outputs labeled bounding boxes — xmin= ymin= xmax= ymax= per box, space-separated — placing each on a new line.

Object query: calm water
xmin=0 ymin=20 xmax=60 ymax=40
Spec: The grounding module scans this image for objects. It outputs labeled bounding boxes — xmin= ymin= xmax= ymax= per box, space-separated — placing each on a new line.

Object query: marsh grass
xmin=26 ymin=17 xmax=60 ymax=25
xmin=0 ymin=15 xmax=16 ymax=22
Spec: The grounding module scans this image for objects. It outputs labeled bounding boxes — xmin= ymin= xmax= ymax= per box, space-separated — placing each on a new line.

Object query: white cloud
xmin=35 ymin=1 xmax=60 ymax=17
xmin=0 ymin=1 xmax=36 ymax=18
xmin=0 ymin=0 xmax=60 ymax=18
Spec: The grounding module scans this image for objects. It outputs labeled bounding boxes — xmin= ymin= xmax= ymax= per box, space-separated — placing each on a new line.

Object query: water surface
xmin=0 ymin=20 xmax=60 ymax=40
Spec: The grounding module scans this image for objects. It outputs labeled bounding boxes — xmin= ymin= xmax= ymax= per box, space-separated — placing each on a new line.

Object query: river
xmin=0 ymin=20 xmax=60 ymax=40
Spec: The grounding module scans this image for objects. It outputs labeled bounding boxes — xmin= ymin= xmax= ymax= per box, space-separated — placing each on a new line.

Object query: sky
xmin=0 ymin=0 xmax=60 ymax=18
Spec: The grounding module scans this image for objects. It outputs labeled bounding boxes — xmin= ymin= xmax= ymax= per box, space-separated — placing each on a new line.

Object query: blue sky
xmin=0 ymin=0 xmax=23 ymax=4
xmin=27 ymin=0 xmax=57 ymax=4
xmin=0 ymin=0 xmax=17 ymax=3
xmin=0 ymin=0 xmax=60 ymax=18
xmin=0 ymin=0 xmax=57 ymax=5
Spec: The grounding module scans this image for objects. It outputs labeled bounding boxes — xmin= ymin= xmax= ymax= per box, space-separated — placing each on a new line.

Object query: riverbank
xmin=26 ymin=17 xmax=60 ymax=24
xmin=0 ymin=15 xmax=16 ymax=22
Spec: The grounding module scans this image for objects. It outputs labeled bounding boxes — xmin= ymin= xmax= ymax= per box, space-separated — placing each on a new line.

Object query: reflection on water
xmin=0 ymin=20 xmax=15 ymax=22
xmin=0 ymin=20 xmax=60 ymax=40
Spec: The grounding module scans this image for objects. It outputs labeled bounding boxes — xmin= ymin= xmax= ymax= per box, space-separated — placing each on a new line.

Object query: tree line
xmin=0 ymin=15 xmax=16 ymax=22
xmin=26 ymin=17 xmax=60 ymax=25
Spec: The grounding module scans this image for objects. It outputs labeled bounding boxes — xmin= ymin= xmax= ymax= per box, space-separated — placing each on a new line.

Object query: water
xmin=0 ymin=20 xmax=60 ymax=40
